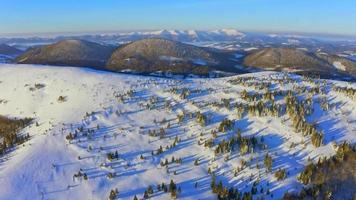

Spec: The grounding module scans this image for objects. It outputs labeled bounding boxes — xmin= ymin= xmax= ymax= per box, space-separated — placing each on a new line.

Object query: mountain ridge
xmin=15 ymin=39 xmax=115 ymax=68
xmin=243 ymin=47 xmax=356 ymax=79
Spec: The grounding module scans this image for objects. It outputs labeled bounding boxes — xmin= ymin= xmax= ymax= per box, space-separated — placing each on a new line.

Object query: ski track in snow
xmin=0 ymin=64 xmax=355 ymax=200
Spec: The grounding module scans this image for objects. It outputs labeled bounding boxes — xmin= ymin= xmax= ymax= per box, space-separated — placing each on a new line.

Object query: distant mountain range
xmin=106 ymin=29 xmax=245 ymax=43
xmin=0 ymin=44 xmax=23 ymax=56
xmin=1 ymin=29 xmax=245 ymax=45
xmin=0 ymin=36 xmax=354 ymax=80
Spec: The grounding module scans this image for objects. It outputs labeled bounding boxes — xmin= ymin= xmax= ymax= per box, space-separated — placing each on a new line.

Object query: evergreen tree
xmin=146 ymin=185 xmax=153 ymax=194
xmin=109 ymin=188 xmax=118 ymax=200
xmin=169 ymin=179 xmax=177 ymax=193
xmin=264 ymin=153 xmax=273 ymax=172
xmin=143 ymin=191 xmax=149 ymax=199
xmin=194 ymin=159 xmax=199 ymax=166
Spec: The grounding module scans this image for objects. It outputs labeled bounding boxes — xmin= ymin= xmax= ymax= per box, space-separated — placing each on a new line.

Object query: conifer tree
xmin=264 ymin=153 xmax=273 ymax=172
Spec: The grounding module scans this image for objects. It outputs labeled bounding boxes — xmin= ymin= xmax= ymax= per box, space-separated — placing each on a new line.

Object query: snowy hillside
xmin=0 ymin=64 xmax=355 ymax=200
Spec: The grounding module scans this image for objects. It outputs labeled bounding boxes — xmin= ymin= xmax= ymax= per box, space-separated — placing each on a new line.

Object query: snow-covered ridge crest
xmin=118 ymin=29 xmax=245 ymax=41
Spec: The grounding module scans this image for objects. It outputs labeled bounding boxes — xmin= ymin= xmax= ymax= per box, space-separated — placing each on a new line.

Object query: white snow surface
xmin=333 ymin=61 xmax=347 ymax=71
xmin=0 ymin=64 xmax=355 ymax=200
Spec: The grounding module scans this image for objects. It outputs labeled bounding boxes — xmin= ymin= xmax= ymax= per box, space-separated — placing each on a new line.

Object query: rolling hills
xmin=12 ymin=38 xmax=356 ymax=80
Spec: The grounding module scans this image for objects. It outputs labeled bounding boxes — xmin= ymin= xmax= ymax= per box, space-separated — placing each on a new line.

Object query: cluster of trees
xmin=262 ymin=91 xmax=282 ymax=101
xmin=183 ymin=88 xmax=204 ymax=99
xmin=73 ymin=170 xmax=88 ymax=181
xmin=214 ymin=130 xmax=263 ymax=156
xmin=153 ymin=140 xmax=178 ymax=155
xmin=147 ymin=127 xmax=166 ymax=138
xmin=114 ymin=89 xmax=135 ymax=103
xmin=218 ymin=118 xmax=234 ymax=132
xmin=177 ymin=111 xmax=193 ymax=124
xmin=308 ymin=86 xmax=321 ymax=96
xmin=201 ymin=137 xmax=213 ymax=148
xmin=235 ymin=94 xmax=283 ymax=119
xmin=66 ymin=125 xmax=97 ymax=143
xmin=228 ymin=77 xmax=271 ymax=91
xmin=180 ymin=88 xmax=191 ymax=99
xmin=153 ymin=136 xmax=180 ymax=157
xmin=285 ymin=94 xmax=323 ymax=147
xmin=296 ymin=143 xmax=356 ymax=199
xmin=107 ymin=150 xmax=119 ymax=161
xmin=143 ymin=180 xmax=181 ymax=199
xmin=160 ymin=156 xmax=183 ymax=167
xmin=0 ymin=116 xmax=32 ymax=156
xmin=143 ymin=96 xmax=161 ymax=110
xmin=333 ymin=86 xmax=356 ymax=99
xmin=29 ymin=83 xmax=46 ymax=91
xmin=210 ymin=175 xmax=267 ymax=200
xmin=298 ymin=142 xmax=355 ymax=184
xmin=241 ymin=90 xmax=260 ymax=102
xmin=247 ymin=101 xmax=281 ymax=117
xmin=177 ymin=111 xmax=204 ymax=124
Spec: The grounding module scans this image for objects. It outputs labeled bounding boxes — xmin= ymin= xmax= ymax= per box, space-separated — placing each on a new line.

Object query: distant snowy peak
xmin=186 ymin=30 xmax=198 ymax=36
xmin=212 ymin=29 xmax=245 ymax=36
xmin=119 ymin=29 xmax=245 ymax=42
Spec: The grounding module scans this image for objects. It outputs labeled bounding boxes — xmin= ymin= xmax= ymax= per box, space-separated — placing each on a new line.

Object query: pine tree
xmin=143 ymin=191 xmax=149 ymax=199
xmin=147 ymin=185 xmax=154 ymax=194
xmin=275 ymin=168 xmax=286 ymax=181
xmin=169 ymin=179 xmax=177 ymax=193
xmin=109 ymin=188 xmax=118 ymax=200
xmin=194 ymin=159 xmax=199 ymax=166
xmin=264 ymin=153 xmax=273 ymax=172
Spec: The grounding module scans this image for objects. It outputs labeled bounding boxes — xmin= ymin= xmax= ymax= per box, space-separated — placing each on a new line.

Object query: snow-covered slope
xmin=0 ymin=64 xmax=355 ymax=200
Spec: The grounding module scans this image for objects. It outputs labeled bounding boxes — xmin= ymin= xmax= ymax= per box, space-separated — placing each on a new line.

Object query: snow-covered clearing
xmin=0 ymin=64 xmax=355 ymax=200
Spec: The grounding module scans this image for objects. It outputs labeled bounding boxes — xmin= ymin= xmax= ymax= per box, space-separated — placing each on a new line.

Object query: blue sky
xmin=1 ymin=0 xmax=356 ymax=36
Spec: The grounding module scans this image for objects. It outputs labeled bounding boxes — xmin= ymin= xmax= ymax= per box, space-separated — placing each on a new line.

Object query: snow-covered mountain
xmin=106 ymin=29 xmax=245 ymax=42
xmin=0 ymin=64 xmax=355 ymax=200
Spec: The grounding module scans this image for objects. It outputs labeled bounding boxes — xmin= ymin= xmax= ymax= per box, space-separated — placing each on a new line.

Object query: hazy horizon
xmin=2 ymin=29 xmax=356 ymax=42
xmin=1 ymin=0 xmax=356 ymax=37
